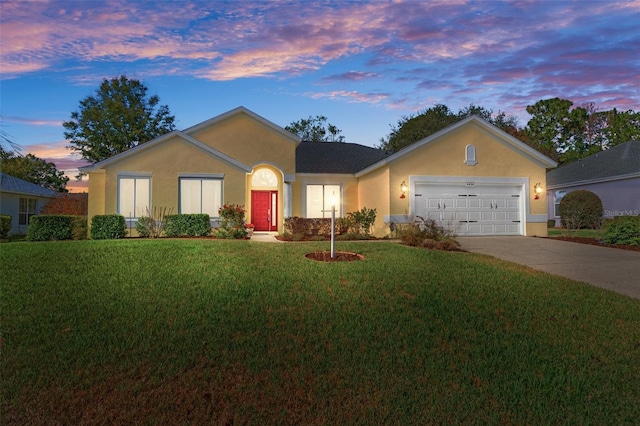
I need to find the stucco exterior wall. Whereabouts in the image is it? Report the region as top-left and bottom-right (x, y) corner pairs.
(357, 167), (390, 237)
(94, 137), (247, 219)
(189, 114), (297, 175)
(360, 122), (550, 237)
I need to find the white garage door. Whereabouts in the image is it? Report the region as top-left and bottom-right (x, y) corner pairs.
(415, 183), (523, 236)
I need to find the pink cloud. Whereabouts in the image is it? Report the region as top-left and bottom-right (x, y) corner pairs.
(308, 90), (389, 104)
(4, 116), (63, 127)
(322, 71), (379, 82)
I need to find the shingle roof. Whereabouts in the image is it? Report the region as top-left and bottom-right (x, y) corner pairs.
(547, 140), (640, 186)
(0, 173), (59, 198)
(296, 141), (391, 174)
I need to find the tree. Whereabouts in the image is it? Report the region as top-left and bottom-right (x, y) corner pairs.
(0, 151), (69, 192)
(598, 108), (640, 147)
(378, 104), (457, 152)
(524, 98), (590, 164)
(524, 98), (640, 164)
(378, 104), (520, 152)
(64, 75), (176, 163)
(285, 115), (345, 142)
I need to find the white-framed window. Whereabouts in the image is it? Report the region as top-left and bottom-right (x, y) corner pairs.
(465, 144), (477, 165)
(306, 184), (341, 218)
(19, 198), (37, 225)
(179, 177), (222, 216)
(554, 190), (567, 217)
(118, 176), (150, 218)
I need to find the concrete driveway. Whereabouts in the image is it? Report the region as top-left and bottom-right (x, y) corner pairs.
(457, 236), (640, 300)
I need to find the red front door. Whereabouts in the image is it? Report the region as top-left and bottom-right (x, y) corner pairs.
(251, 191), (278, 231)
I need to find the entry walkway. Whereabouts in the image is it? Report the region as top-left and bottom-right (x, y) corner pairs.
(250, 232), (281, 242)
(458, 236), (640, 300)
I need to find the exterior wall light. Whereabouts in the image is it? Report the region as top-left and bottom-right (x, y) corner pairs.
(400, 181), (408, 198)
(534, 183), (543, 200)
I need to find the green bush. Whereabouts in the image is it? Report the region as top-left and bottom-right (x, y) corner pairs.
(71, 216), (88, 240)
(0, 215), (11, 238)
(603, 216), (640, 246)
(135, 207), (173, 238)
(26, 215), (86, 241)
(165, 214), (211, 237)
(344, 207), (377, 236)
(559, 190), (603, 229)
(135, 216), (155, 238)
(90, 214), (126, 240)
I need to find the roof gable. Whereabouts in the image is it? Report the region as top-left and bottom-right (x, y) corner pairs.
(356, 115), (557, 176)
(184, 106), (301, 146)
(0, 173), (59, 198)
(80, 106), (298, 173)
(80, 130), (251, 173)
(547, 140), (640, 187)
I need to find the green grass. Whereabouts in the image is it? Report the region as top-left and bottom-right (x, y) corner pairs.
(2, 239), (639, 424)
(548, 227), (605, 238)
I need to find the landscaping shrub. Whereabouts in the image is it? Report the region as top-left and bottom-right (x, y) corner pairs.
(559, 190), (603, 230)
(603, 215), (640, 246)
(90, 214), (126, 239)
(26, 215), (86, 241)
(284, 217), (333, 236)
(284, 208), (376, 238)
(164, 214), (211, 237)
(215, 204), (246, 239)
(135, 207), (173, 238)
(398, 216), (459, 250)
(71, 216), (88, 240)
(0, 215), (11, 238)
(135, 217), (155, 238)
(340, 207), (377, 236)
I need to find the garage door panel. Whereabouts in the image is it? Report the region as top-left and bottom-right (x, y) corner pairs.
(455, 199), (468, 208)
(415, 182), (523, 236)
(455, 211), (468, 221)
(481, 211), (494, 220)
(441, 211), (455, 221)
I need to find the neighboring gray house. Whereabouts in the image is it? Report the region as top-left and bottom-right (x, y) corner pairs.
(547, 141), (640, 226)
(0, 173), (58, 235)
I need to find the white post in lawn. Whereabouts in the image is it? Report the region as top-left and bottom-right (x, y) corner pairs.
(330, 193), (336, 258)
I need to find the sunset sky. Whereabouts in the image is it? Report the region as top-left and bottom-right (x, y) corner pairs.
(1, 0), (639, 192)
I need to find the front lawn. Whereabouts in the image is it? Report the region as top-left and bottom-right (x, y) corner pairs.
(2, 240), (639, 424)
(547, 228), (605, 238)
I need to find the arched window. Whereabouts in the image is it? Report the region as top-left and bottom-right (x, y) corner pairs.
(465, 144), (477, 166)
(252, 168), (278, 188)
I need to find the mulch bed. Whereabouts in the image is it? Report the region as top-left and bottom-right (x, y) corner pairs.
(304, 251), (364, 262)
(548, 236), (640, 252)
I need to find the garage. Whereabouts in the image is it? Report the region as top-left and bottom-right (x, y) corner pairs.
(414, 181), (524, 236)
